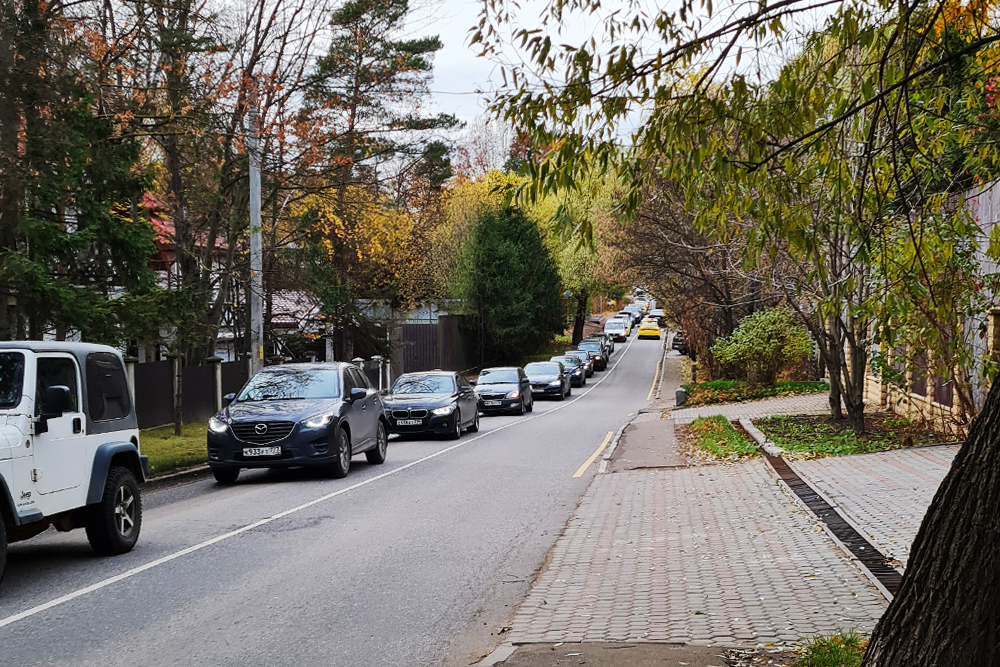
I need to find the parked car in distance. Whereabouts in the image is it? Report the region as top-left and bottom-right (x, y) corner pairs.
(585, 332), (614, 356)
(525, 361), (571, 400)
(473, 367), (533, 415)
(672, 331), (689, 355)
(0, 342), (149, 585)
(383, 371), (479, 439)
(604, 318), (629, 342)
(637, 317), (662, 340)
(551, 355), (587, 387)
(208, 362), (388, 483)
(564, 350), (595, 377)
(577, 341), (608, 371)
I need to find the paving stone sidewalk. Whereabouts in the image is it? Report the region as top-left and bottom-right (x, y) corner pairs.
(509, 461), (887, 646)
(790, 445), (959, 569)
(669, 394), (830, 424)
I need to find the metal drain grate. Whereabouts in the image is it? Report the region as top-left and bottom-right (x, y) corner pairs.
(766, 455), (903, 596)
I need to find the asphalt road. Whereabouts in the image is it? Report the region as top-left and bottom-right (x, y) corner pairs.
(0, 332), (664, 667)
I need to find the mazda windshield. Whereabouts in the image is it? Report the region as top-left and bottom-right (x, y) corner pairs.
(237, 367), (341, 401)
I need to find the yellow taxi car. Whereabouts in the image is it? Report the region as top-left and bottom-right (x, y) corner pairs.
(637, 317), (661, 339)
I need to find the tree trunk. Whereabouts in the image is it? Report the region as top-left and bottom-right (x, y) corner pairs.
(861, 378), (1000, 666)
(572, 289), (589, 345)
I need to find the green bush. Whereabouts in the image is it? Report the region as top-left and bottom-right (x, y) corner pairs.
(795, 632), (867, 667)
(711, 308), (813, 386)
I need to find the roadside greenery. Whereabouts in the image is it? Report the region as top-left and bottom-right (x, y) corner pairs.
(795, 633), (867, 667)
(140, 423), (209, 476)
(520, 335), (575, 366)
(711, 309), (815, 386)
(683, 381), (829, 407)
(755, 414), (951, 458)
(687, 416), (758, 460)
(452, 206), (563, 363)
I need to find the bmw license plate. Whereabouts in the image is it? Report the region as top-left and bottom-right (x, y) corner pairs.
(243, 446), (281, 457)
(397, 418), (422, 426)
(484, 400), (501, 406)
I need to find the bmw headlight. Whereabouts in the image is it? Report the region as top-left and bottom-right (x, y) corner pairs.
(431, 405), (455, 416)
(208, 416), (229, 433)
(505, 390), (520, 399)
(302, 413), (334, 428)
(548, 380), (561, 387)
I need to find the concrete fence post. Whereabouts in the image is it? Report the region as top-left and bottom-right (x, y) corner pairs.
(170, 355), (182, 436)
(207, 356), (223, 413)
(123, 356), (137, 403)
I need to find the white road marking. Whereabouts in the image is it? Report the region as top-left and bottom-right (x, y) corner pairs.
(0, 334), (641, 629)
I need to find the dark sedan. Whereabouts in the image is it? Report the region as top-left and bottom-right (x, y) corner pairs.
(586, 332), (614, 356)
(550, 355), (587, 387)
(524, 361), (571, 400)
(564, 350), (594, 377)
(382, 371), (479, 439)
(473, 367), (534, 415)
(577, 341), (608, 371)
(207, 362), (388, 484)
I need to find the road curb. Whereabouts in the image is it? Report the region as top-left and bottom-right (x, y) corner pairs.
(144, 463), (212, 493)
(477, 642), (516, 666)
(597, 421), (630, 474)
(738, 417), (785, 456)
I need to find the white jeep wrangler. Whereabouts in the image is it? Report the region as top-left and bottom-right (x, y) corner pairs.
(0, 342), (148, 587)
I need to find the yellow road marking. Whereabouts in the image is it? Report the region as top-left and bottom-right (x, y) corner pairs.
(574, 431), (614, 478)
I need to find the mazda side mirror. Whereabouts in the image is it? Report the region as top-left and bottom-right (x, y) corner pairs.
(223, 392), (236, 405)
(349, 388), (367, 402)
(469, 380), (477, 387)
(379, 388), (388, 396)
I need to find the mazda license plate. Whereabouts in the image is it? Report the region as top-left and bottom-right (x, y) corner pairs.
(243, 447), (281, 457)
(397, 418), (422, 426)
(484, 400), (501, 406)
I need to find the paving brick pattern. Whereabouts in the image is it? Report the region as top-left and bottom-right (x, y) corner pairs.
(510, 461), (887, 646)
(670, 395), (829, 424)
(791, 445), (959, 568)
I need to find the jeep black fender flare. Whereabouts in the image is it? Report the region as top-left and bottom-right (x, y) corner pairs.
(0, 473), (19, 527)
(87, 442), (147, 505)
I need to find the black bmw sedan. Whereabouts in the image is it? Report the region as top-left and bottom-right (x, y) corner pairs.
(206, 362), (388, 484)
(524, 361), (571, 400)
(550, 355), (587, 387)
(473, 366), (534, 415)
(383, 371), (479, 439)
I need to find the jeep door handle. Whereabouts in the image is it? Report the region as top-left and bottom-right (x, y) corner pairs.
(72, 417), (82, 433)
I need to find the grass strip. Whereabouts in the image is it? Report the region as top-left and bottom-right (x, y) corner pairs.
(755, 413), (950, 457)
(795, 632), (867, 667)
(139, 422), (208, 476)
(683, 380), (828, 406)
(688, 415), (759, 459)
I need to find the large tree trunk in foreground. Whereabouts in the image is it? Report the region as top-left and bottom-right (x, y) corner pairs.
(861, 380), (1000, 666)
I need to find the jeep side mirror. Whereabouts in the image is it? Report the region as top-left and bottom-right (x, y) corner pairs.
(35, 385), (71, 435)
(349, 388), (366, 402)
(42, 385), (71, 417)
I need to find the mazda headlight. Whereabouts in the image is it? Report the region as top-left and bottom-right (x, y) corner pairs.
(302, 413), (334, 428)
(505, 390), (520, 399)
(208, 416), (229, 433)
(431, 405), (455, 416)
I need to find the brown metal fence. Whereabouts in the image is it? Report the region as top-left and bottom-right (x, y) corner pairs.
(221, 360), (249, 397)
(182, 364), (216, 424)
(134, 360), (172, 429)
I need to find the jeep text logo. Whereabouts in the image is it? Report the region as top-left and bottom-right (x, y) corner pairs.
(255, 423), (268, 435)
(20, 490), (31, 500)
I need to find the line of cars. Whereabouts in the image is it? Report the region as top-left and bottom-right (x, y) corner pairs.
(203, 299), (660, 485)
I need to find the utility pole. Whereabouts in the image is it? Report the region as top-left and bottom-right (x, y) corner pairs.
(248, 97), (264, 376)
